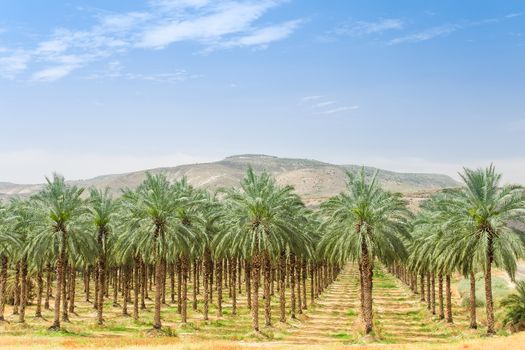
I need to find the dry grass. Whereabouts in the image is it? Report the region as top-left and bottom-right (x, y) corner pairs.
(0, 264), (519, 349)
(0, 333), (525, 350)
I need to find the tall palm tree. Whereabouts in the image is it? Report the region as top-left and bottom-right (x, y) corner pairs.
(319, 169), (411, 334)
(32, 174), (86, 330)
(86, 188), (118, 325)
(118, 173), (192, 331)
(0, 203), (20, 322)
(440, 165), (525, 334)
(215, 168), (310, 331)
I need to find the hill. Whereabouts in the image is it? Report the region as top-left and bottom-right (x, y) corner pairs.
(0, 154), (459, 206)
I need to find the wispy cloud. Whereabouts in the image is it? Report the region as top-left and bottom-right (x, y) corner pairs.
(388, 24), (459, 45)
(32, 64), (81, 82)
(316, 105), (359, 115)
(300, 95), (358, 116)
(301, 95), (324, 102)
(207, 19), (303, 51)
(0, 0), (302, 81)
(312, 101), (335, 108)
(334, 18), (403, 37)
(86, 60), (200, 83)
(389, 12), (524, 45)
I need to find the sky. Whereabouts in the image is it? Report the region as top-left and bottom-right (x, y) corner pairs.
(0, 0), (524, 184)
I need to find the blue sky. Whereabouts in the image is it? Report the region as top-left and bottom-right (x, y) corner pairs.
(0, 0), (524, 183)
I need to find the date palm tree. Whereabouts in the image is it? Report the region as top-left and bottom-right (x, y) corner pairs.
(118, 173), (193, 331)
(215, 168), (310, 331)
(31, 174), (86, 330)
(439, 165), (525, 335)
(86, 188), (119, 325)
(0, 203), (20, 322)
(319, 169), (411, 334)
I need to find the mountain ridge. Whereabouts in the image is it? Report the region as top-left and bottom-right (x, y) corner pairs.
(0, 154), (460, 207)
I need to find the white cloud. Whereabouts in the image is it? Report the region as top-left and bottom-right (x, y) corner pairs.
(31, 64), (81, 82)
(137, 1), (286, 48)
(388, 13), (522, 46)
(312, 101), (335, 108)
(317, 105), (359, 115)
(0, 0), (300, 81)
(0, 51), (31, 79)
(389, 24), (459, 45)
(335, 18), (403, 37)
(210, 19), (302, 51)
(85, 60), (199, 83)
(0, 150), (215, 183)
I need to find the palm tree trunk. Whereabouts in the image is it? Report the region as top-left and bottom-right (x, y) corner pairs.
(438, 273), (444, 320)
(181, 256), (188, 323)
(279, 252), (286, 323)
(203, 249), (211, 320)
(170, 263), (175, 304)
(112, 268), (119, 307)
(19, 258), (28, 323)
(231, 257), (237, 316)
(420, 273), (425, 301)
(45, 263), (52, 310)
(141, 261), (146, 310)
(35, 269), (44, 318)
(177, 259), (182, 314)
(50, 229), (67, 330)
(485, 235), (495, 335)
(361, 238), (373, 334)
(296, 260), (302, 315)
(263, 254), (271, 326)
(310, 262), (315, 304)
(431, 273), (436, 315)
(94, 264), (99, 309)
(69, 266), (76, 314)
(302, 261), (307, 310)
(13, 261), (20, 315)
(426, 272), (431, 310)
(122, 266), (129, 316)
(290, 254), (296, 319)
(216, 259), (223, 317)
(0, 255), (7, 321)
(446, 275), (453, 323)
(162, 260), (167, 305)
(245, 262), (251, 309)
(238, 258), (242, 294)
(251, 253), (261, 332)
(62, 261), (69, 322)
(469, 270), (477, 329)
(192, 261), (198, 311)
(153, 259), (163, 329)
(97, 255), (105, 325)
(133, 256), (140, 320)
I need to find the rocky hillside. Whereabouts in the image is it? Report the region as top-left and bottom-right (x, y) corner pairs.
(0, 154), (459, 207)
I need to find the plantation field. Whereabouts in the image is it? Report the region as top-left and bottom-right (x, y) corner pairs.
(0, 264), (514, 349)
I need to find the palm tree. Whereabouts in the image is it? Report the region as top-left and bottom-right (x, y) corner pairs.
(215, 168), (310, 331)
(441, 165), (525, 334)
(32, 174), (86, 330)
(0, 203), (20, 322)
(501, 280), (525, 332)
(319, 169), (411, 334)
(118, 173), (192, 331)
(86, 188), (118, 325)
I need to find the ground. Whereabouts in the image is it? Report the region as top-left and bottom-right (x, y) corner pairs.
(0, 264), (521, 349)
